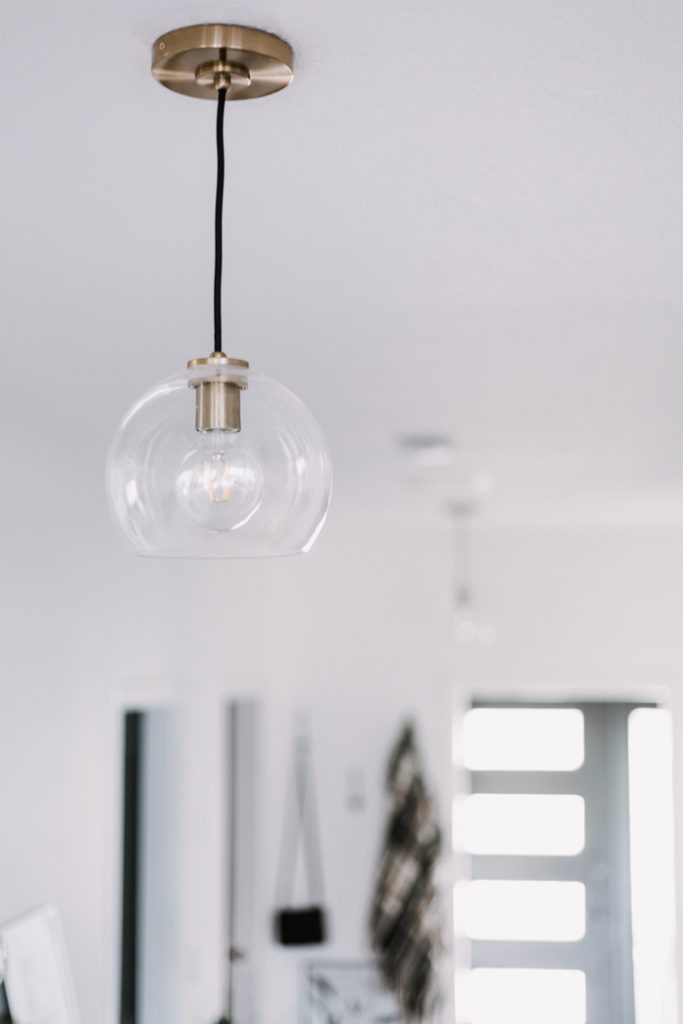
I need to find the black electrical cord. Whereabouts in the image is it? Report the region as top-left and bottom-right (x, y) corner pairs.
(214, 87), (227, 353)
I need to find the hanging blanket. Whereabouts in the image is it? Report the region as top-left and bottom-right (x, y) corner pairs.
(370, 723), (442, 1021)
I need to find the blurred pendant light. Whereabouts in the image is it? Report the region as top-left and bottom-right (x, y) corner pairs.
(107, 26), (332, 558)
(449, 500), (496, 646)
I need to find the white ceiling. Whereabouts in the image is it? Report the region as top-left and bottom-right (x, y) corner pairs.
(3, 0), (683, 526)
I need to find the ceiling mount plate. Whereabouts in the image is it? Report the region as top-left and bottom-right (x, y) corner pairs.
(152, 24), (294, 101)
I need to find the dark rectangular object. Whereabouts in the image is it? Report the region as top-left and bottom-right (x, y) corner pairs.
(0, 980), (12, 1023)
(121, 711), (143, 1024)
(275, 906), (327, 946)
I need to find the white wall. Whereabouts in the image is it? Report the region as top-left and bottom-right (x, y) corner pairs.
(2, 456), (683, 1024)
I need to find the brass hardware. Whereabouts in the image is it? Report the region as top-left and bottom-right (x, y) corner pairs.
(188, 353), (249, 369)
(188, 352), (248, 431)
(213, 72), (231, 92)
(194, 61), (251, 94)
(193, 380), (242, 432)
(152, 25), (294, 101)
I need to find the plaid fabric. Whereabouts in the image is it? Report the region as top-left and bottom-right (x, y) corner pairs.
(370, 724), (442, 1021)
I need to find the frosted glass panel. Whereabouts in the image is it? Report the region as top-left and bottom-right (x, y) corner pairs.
(458, 880), (586, 941)
(463, 969), (586, 1024)
(463, 794), (585, 855)
(463, 708), (584, 771)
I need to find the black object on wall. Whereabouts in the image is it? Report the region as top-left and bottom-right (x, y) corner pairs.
(120, 711), (143, 1024)
(275, 906), (326, 946)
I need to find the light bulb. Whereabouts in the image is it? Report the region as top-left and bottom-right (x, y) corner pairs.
(176, 430), (264, 531)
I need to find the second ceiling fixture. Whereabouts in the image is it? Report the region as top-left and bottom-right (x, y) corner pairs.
(107, 25), (332, 558)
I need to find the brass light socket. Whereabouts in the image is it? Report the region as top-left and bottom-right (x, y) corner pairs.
(188, 353), (249, 432)
(194, 379), (242, 432)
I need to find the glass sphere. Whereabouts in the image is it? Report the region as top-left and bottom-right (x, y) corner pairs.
(107, 361), (332, 557)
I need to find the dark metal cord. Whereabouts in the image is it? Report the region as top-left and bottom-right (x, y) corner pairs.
(214, 87), (227, 353)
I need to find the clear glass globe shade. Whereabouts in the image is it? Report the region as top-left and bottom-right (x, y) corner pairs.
(176, 431), (264, 532)
(106, 361), (332, 558)
(453, 593), (497, 647)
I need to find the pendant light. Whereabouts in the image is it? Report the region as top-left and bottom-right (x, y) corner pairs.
(449, 500), (496, 646)
(107, 26), (332, 558)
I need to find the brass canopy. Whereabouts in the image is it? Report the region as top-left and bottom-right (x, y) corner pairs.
(152, 24), (294, 101)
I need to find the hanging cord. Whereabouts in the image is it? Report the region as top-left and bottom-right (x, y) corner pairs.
(451, 503), (474, 608)
(275, 737), (326, 907)
(214, 86), (227, 353)
(295, 738), (326, 904)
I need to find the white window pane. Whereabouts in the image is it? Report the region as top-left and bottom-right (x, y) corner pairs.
(628, 708), (678, 1024)
(462, 794), (585, 855)
(463, 969), (586, 1024)
(463, 708), (584, 771)
(456, 880), (585, 942)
